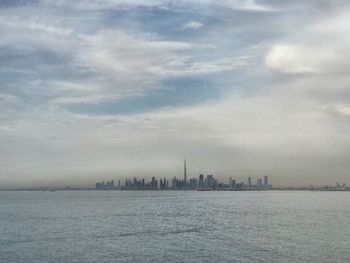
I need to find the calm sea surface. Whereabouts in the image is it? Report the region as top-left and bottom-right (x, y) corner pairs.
(0, 190), (349, 263)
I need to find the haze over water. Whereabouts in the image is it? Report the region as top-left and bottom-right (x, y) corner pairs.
(1, 190), (349, 263)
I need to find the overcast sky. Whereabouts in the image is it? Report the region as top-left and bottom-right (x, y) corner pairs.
(1, 0), (350, 187)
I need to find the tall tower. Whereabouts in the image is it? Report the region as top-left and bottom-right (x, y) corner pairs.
(184, 158), (187, 190)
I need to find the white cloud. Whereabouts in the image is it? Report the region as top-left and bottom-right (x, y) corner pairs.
(0, 16), (73, 37)
(218, 0), (276, 12)
(49, 29), (251, 105)
(39, 0), (277, 12)
(0, 13), (250, 106)
(0, 94), (19, 104)
(266, 9), (350, 75)
(183, 21), (204, 29)
(265, 44), (335, 74)
(333, 104), (350, 117)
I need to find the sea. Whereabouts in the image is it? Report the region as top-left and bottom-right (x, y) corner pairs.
(0, 190), (349, 263)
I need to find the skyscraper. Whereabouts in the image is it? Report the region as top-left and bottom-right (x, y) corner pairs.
(184, 158), (187, 190)
(257, 178), (262, 186)
(264, 176), (268, 186)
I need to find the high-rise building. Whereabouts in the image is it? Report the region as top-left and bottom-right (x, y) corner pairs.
(151, 177), (156, 190)
(184, 158), (187, 190)
(199, 174), (204, 182)
(198, 174), (204, 190)
(248, 177), (252, 187)
(257, 178), (262, 186)
(264, 176), (268, 186)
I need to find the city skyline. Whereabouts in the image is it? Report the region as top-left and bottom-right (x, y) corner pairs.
(95, 174), (272, 191)
(0, 158), (347, 190)
(1, 1), (350, 187)
(96, 159), (272, 190)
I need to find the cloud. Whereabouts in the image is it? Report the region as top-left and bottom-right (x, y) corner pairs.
(0, 94), (19, 104)
(2, 85), (350, 187)
(39, 0), (277, 12)
(333, 104), (350, 117)
(218, 0), (277, 12)
(0, 17), (73, 37)
(183, 21), (204, 29)
(1, 0), (350, 187)
(265, 44), (335, 74)
(0, 12), (251, 106)
(266, 9), (350, 75)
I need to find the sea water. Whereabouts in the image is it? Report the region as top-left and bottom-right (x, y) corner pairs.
(0, 190), (349, 263)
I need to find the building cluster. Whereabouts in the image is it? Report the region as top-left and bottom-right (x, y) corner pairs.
(95, 160), (272, 191)
(246, 176), (270, 190)
(95, 177), (170, 190)
(95, 174), (271, 191)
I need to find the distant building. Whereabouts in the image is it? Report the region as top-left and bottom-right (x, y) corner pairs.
(257, 178), (263, 186)
(184, 159), (187, 190)
(264, 176), (268, 186)
(93, 160), (274, 191)
(95, 180), (114, 190)
(151, 177), (156, 190)
(232, 179), (236, 188)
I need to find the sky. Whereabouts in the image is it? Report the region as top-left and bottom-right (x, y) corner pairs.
(1, 0), (350, 187)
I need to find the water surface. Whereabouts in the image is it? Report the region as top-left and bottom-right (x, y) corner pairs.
(0, 190), (349, 262)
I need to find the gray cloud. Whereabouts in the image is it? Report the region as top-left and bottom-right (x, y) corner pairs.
(1, 0), (350, 187)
